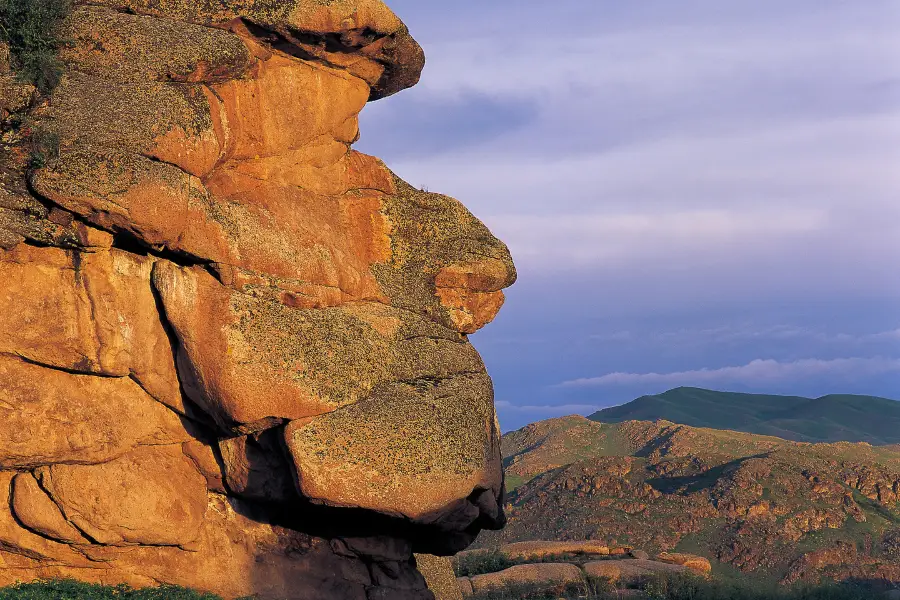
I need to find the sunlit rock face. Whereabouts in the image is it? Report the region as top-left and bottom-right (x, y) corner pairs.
(0, 2), (515, 598)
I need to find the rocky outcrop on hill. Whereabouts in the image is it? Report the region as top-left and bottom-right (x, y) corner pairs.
(482, 417), (900, 588)
(0, 2), (515, 599)
(452, 543), (710, 599)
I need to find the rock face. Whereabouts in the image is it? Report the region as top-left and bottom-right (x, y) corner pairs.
(0, 2), (515, 599)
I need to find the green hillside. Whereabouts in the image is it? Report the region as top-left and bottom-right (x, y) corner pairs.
(482, 416), (900, 588)
(589, 387), (900, 445)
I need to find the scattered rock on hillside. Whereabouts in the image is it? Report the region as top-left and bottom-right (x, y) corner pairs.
(656, 552), (713, 575)
(499, 540), (613, 560)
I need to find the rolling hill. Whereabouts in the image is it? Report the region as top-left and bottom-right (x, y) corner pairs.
(480, 416), (900, 587)
(589, 387), (900, 445)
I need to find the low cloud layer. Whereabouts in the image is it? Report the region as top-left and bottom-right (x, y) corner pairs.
(560, 357), (900, 388)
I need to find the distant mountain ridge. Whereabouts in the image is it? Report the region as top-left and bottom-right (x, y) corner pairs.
(589, 387), (900, 445)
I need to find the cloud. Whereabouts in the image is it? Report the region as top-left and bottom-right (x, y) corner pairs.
(559, 357), (900, 387)
(484, 207), (829, 268)
(496, 400), (602, 413)
(411, 6), (898, 107)
(592, 325), (900, 347)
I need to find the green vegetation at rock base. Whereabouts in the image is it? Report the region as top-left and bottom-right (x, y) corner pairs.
(0, 581), (227, 599)
(0, 0), (71, 93)
(468, 572), (891, 600)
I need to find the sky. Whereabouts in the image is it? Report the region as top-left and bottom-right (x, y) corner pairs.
(358, 0), (900, 432)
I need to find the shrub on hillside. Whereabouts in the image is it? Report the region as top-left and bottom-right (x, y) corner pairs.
(0, 0), (71, 93)
(454, 550), (517, 577)
(882, 528), (900, 560)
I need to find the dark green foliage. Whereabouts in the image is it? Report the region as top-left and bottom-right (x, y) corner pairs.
(590, 387), (900, 445)
(0, 580), (224, 600)
(454, 549), (517, 577)
(468, 572), (882, 600)
(27, 125), (59, 168)
(638, 573), (875, 600)
(453, 550), (602, 578)
(0, 0), (71, 93)
(882, 529), (900, 559)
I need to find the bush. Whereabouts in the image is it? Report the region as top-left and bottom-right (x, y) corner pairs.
(27, 125), (59, 168)
(882, 528), (900, 560)
(454, 550), (517, 577)
(0, 580), (225, 599)
(0, 0), (71, 93)
(468, 571), (878, 600)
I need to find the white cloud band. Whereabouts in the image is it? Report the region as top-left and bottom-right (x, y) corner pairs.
(560, 356), (900, 387)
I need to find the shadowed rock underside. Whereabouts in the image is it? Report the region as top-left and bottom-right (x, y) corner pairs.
(0, 2), (515, 599)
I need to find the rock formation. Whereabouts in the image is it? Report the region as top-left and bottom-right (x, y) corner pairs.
(0, 2), (515, 599)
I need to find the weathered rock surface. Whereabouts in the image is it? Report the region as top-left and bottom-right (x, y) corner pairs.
(656, 552), (712, 575)
(0, 354), (189, 468)
(468, 563), (585, 594)
(583, 559), (689, 583)
(416, 554), (464, 600)
(498, 540), (615, 560)
(0, 0), (514, 598)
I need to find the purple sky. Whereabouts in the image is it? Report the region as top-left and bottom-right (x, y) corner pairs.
(358, 0), (900, 431)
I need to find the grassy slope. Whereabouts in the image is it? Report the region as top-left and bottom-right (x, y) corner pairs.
(589, 387), (900, 445)
(482, 416), (900, 585)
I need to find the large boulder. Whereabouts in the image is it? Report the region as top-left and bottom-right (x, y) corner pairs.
(0, 0), (514, 597)
(498, 540), (612, 560)
(656, 552), (713, 575)
(469, 563), (585, 594)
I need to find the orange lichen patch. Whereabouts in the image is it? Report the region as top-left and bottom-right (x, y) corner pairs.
(436, 288), (506, 335)
(434, 260), (512, 292)
(284, 0), (404, 34)
(0, 246), (184, 413)
(213, 52), (369, 160)
(434, 259), (512, 333)
(147, 88), (227, 178)
(203, 171), (389, 303)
